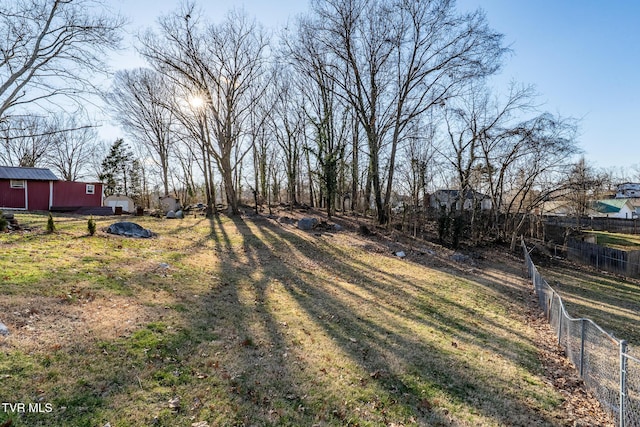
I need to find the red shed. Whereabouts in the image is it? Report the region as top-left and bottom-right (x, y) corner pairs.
(0, 166), (104, 212)
(52, 181), (104, 210)
(0, 166), (58, 211)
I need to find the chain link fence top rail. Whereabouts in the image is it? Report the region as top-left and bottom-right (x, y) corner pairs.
(522, 240), (640, 427)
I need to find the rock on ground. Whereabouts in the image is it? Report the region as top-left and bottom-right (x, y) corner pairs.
(106, 222), (153, 238)
(297, 217), (318, 230)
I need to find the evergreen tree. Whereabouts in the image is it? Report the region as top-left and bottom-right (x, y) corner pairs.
(128, 159), (143, 205)
(99, 139), (138, 197)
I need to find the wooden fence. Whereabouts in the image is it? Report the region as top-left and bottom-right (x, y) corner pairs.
(545, 216), (640, 235)
(566, 238), (640, 277)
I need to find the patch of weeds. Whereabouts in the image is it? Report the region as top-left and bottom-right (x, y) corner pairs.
(94, 273), (133, 295)
(122, 323), (198, 366)
(151, 365), (190, 387)
(129, 327), (165, 351)
(87, 216), (97, 236)
(40, 355), (53, 368)
(0, 350), (37, 377)
(240, 336), (255, 347)
(49, 393), (104, 426)
(97, 341), (119, 354)
(167, 303), (188, 313)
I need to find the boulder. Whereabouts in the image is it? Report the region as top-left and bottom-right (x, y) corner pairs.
(166, 210), (176, 219)
(0, 321), (9, 336)
(106, 222), (153, 238)
(175, 210), (184, 219)
(297, 217), (318, 231)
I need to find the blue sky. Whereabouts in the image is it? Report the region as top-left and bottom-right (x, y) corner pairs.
(456, 0), (640, 172)
(104, 0), (640, 172)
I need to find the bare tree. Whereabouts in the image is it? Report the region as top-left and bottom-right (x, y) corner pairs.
(47, 114), (98, 181)
(0, 0), (124, 120)
(305, 0), (506, 224)
(0, 115), (53, 166)
(266, 67), (305, 207)
(106, 68), (175, 196)
(440, 80), (580, 248)
(558, 157), (606, 227)
(286, 17), (351, 218)
(442, 83), (535, 218)
(139, 4), (269, 215)
(495, 113), (579, 250)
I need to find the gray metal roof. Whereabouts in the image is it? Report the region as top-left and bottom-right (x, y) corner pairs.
(0, 166), (59, 181)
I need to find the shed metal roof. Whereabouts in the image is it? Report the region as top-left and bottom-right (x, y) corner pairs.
(0, 166), (59, 181)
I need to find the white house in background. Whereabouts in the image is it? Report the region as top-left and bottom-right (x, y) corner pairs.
(588, 199), (637, 219)
(629, 199), (640, 218)
(615, 183), (640, 199)
(429, 189), (492, 212)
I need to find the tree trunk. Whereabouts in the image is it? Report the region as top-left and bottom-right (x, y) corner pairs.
(220, 154), (239, 215)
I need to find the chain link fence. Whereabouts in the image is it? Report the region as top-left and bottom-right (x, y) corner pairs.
(522, 241), (640, 426)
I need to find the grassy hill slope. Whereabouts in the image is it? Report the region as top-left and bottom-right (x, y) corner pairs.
(0, 213), (609, 426)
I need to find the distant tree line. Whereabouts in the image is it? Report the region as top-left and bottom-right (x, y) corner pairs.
(1, 0), (631, 248)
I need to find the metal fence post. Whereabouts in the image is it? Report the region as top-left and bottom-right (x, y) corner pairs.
(557, 296), (563, 346)
(579, 318), (586, 378)
(620, 340), (628, 427)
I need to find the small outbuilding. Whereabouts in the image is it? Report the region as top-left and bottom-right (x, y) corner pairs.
(159, 195), (180, 213)
(0, 166), (104, 212)
(104, 194), (135, 214)
(0, 166), (58, 211)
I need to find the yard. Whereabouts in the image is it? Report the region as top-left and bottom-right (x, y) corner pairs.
(584, 230), (640, 250)
(536, 252), (640, 347)
(0, 212), (610, 426)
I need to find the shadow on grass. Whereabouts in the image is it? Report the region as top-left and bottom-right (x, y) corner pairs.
(189, 214), (564, 425)
(0, 213), (564, 426)
(538, 265), (640, 345)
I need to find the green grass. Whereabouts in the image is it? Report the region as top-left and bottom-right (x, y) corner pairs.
(0, 212), (576, 425)
(538, 259), (640, 344)
(585, 230), (640, 249)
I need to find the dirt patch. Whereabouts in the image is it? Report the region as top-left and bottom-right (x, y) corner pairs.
(0, 296), (157, 352)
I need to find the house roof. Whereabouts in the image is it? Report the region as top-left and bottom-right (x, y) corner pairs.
(589, 199), (632, 214)
(0, 166), (59, 181)
(433, 189), (490, 200)
(541, 200), (573, 214)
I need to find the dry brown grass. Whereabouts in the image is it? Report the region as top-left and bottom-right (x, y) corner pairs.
(0, 211), (611, 426)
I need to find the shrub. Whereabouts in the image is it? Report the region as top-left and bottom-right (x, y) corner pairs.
(46, 213), (56, 233)
(0, 211), (7, 232)
(88, 216), (97, 236)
